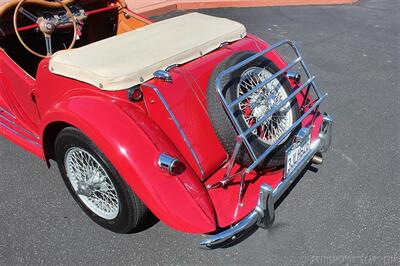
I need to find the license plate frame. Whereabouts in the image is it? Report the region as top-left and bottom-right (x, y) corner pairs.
(285, 129), (311, 177)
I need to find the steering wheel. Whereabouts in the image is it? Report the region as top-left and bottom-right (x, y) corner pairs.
(13, 0), (77, 58)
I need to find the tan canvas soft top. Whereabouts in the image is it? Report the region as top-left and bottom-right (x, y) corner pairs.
(49, 12), (247, 90)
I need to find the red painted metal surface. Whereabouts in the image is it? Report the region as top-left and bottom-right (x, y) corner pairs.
(17, 24), (37, 32)
(34, 62), (216, 233)
(0, 3), (324, 233)
(85, 4), (118, 16)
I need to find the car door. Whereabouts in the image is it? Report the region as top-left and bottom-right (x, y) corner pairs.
(0, 49), (40, 132)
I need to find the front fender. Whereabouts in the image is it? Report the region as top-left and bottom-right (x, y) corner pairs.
(40, 94), (216, 233)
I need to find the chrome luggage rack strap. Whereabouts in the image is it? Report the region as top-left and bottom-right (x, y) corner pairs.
(209, 40), (328, 201)
(142, 83), (205, 177)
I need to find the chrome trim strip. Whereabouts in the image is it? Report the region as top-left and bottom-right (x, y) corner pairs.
(0, 120), (40, 147)
(143, 83), (205, 177)
(200, 113), (333, 249)
(0, 111), (39, 139)
(0, 105), (17, 119)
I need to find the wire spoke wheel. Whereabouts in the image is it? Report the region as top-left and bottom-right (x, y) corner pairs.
(65, 147), (120, 220)
(237, 67), (294, 145)
(208, 51), (300, 169)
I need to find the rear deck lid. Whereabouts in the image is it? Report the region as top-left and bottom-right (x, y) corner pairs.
(49, 12), (246, 90)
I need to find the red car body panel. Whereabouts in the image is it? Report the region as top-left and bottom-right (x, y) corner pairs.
(35, 63), (216, 233)
(0, 6), (324, 233)
(142, 34), (302, 179)
(0, 52), (44, 158)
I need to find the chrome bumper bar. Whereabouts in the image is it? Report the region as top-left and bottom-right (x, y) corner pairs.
(200, 113), (333, 249)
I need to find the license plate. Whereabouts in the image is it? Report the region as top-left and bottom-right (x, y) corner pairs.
(285, 130), (311, 177)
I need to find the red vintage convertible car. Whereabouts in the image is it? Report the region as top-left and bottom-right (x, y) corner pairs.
(0, 0), (332, 248)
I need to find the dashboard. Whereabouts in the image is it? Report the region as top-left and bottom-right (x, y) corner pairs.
(0, 0), (119, 36)
(37, 4), (87, 29)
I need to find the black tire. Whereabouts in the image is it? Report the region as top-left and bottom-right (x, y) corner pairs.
(207, 51), (301, 170)
(55, 127), (150, 233)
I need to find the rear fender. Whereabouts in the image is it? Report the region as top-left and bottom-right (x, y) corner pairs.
(40, 94), (216, 233)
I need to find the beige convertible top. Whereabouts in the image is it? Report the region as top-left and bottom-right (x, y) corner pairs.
(49, 12), (246, 90)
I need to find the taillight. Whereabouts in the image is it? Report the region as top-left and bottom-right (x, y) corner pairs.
(158, 154), (185, 175)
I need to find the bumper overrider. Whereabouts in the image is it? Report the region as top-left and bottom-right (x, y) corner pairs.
(200, 113), (333, 249)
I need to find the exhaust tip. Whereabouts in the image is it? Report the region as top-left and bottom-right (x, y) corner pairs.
(311, 153), (324, 165)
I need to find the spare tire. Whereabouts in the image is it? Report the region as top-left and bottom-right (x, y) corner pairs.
(207, 51), (301, 170)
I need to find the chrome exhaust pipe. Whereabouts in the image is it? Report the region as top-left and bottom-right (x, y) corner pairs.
(311, 153), (323, 165)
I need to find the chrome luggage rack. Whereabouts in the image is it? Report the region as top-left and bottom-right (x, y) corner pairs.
(208, 40), (328, 202)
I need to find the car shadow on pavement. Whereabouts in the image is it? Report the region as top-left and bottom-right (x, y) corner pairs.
(275, 162), (318, 208)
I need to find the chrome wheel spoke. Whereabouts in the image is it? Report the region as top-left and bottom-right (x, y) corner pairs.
(44, 34), (52, 56)
(238, 67), (294, 145)
(65, 148), (120, 220)
(19, 7), (38, 23)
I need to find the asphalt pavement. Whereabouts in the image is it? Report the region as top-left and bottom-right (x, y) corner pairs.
(1, 0), (399, 265)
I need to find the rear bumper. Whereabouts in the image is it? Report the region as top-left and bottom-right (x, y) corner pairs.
(200, 113), (333, 249)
